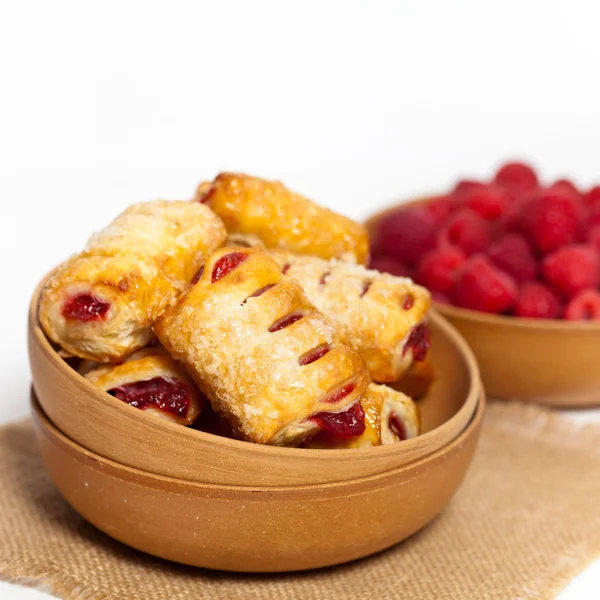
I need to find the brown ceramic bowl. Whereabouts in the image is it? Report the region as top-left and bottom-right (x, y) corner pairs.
(367, 199), (600, 407)
(32, 390), (484, 572)
(29, 272), (481, 487)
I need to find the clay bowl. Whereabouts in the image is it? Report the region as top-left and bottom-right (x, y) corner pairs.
(29, 272), (480, 487)
(32, 390), (484, 572)
(366, 198), (600, 407)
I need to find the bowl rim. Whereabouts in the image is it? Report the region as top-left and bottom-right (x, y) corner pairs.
(30, 268), (481, 460)
(31, 387), (485, 494)
(366, 196), (600, 331)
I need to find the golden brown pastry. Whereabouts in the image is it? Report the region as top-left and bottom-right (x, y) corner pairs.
(84, 346), (204, 426)
(154, 247), (371, 446)
(268, 251), (431, 383)
(195, 173), (370, 264)
(39, 201), (226, 362)
(307, 384), (420, 448)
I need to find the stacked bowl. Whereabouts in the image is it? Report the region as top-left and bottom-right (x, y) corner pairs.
(29, 273), (484, 572)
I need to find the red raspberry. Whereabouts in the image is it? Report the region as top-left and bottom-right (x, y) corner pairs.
(424, 196), (454, 225)
(369, 255), (411, 278)
(439, 208), (492, 255)
(514, 282), (562, 319)
(494, 161), (538, 193)
(564, 289), (600, 320)
(378, 206), (436, 266)
(454, 255), (517, 314)
(548, 179), (582, 202)
(462, 184), (509, 220)
(584, 186), (600, 209)
(520, 189), (583, 254)
(487, 234), (537, 283)
(587, 225), (600, 253)
(452, 180), (485, 201)
(542, 245), (600, 298)
(415, 247), (466, 294)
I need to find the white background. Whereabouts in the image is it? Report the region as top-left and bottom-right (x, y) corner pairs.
(1, 1), (599, 597)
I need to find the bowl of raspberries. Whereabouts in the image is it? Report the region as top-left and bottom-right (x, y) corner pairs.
(367, 161), (600, 407)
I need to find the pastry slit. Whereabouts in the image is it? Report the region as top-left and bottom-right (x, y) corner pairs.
(298, 344), (330, 366)
(268, 312), (305, 333)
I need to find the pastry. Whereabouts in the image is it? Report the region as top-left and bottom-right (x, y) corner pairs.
(84, 346), (204, 426)
(393, 359), (435, 399)
(307, 383), (420, 448)
(269, 251), (431, 382)
(195, 173), (370, 264)
(154, 246), (371, 445)
(39, 200), (226, 362)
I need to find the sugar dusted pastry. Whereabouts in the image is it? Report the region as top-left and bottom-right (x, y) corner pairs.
(195, 173), (370, 264)
(269, 251), (432, 383)
(154, 246), (371, 446)
(84, 346), (204, 426)
(307, 384), (420, 449)
(39, 201), (226, 362)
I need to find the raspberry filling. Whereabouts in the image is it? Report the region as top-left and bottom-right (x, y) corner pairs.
(212, 252), (248, 282)
(62, 294), (110, 322)
(281, 263), (291, 275)
(268, 312), (303, 332)
(402, 323), (431, 361)
(311, 402), (366, 439)
(108, 377), (191, 418)
(319, 271), (330, 285)
(402, 294), (415, 310)
(323, 382), (356, 404)
(298, 344), (330, 366)
(248, 284), (276, 299)
(389, 414), (407, 441)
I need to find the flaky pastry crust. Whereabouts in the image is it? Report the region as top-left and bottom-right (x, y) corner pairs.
(195, 173), (370, 264)
(269, 251), (431, 382)
(39, 201), (226, 362)
(154, 247), (370, 445)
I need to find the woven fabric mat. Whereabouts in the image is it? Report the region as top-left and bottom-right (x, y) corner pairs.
(0, 402), (599, 600)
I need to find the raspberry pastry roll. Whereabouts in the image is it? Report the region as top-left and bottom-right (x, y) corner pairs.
(39, 201), (226, 362)
(84, 346), (204, 426)
(154, 247), (370, 446)
(308, 384), (420, 449)
(269, 252), (432, 383)
(195, 173), (370, 264)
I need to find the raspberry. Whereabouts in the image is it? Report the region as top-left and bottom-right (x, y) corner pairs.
(584, 186), (600, 209)
(587, 225), (600, 254)
(520, 189), (583, 254)
(415, 247), (466, 294)
(549, 179), (582, 202)
(452, 180), (485, 201)
(453, 255), (517, 314)
(542, 245), (600, 298)
(424, 196), (454, 225)
(494, 162), (538, 193)
(439, 208), (492, 255)
(487, 234), (537, 282)
(564, 289), (600, 320)
(514, 282), (562, 319)
(378, 206), (436, 266)
(462, 184), (509, 220)
(369, 255), (411, 278)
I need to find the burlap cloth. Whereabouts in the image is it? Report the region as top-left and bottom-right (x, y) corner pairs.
(1, 402), (599, 600)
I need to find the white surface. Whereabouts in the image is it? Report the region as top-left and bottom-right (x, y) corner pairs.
(1, 0), (600, 597)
